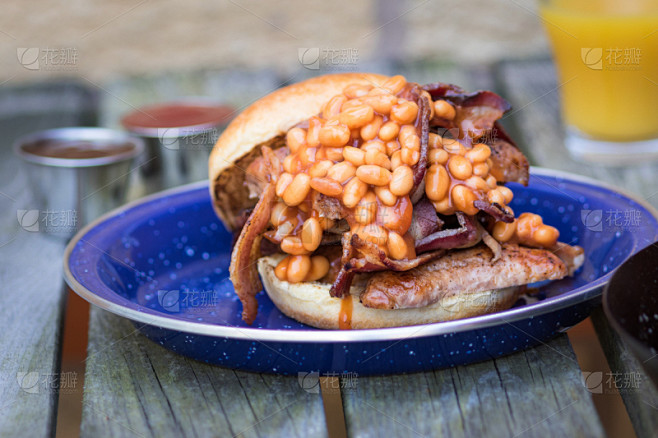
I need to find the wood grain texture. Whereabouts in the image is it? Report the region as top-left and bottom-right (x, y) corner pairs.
(0, 84), (96, 437)
(341, 335), (604, 438)
(81, 308), (327, 438)
(591, 308), (658, 438)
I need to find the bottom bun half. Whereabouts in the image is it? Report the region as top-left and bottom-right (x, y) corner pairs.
(258, 255), (519, 329)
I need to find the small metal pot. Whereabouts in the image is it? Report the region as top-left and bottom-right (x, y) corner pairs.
(14, 127), (144, 239)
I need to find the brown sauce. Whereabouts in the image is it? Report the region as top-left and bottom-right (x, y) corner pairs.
(22, 139), (135, 159)
(339, 295), (353, 330)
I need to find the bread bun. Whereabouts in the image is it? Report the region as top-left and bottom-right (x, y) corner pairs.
(208, 73), (389, 230)
(258, 255), (519, 329)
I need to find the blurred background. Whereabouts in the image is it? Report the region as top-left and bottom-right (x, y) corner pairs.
(2, 1), (651, 437)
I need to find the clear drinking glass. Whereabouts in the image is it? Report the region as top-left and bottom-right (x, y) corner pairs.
(540, 0), (658, 164)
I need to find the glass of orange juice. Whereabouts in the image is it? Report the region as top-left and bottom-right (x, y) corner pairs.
(540, 0), (658, 164)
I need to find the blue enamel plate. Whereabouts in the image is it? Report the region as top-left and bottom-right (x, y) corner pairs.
(64, 168), (658, 375)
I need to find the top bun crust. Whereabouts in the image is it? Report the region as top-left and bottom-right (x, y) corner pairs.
(208, 73), (390, 228)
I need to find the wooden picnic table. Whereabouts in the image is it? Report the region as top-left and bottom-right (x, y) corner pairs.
(1, 61), (657, 437)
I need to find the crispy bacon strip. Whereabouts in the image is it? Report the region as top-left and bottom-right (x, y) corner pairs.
(474, 199), (514, 223)
(330, 233), (446, 298)
(414, 212), (480, 253)
(229, 183), (275, 324)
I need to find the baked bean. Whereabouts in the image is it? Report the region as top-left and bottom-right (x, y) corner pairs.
(428, 148), (449, 165)
(361, 140), (386, 154)
(286, 127), (306, 153)
(273, 220), (295, 241)
(298, 201), (310, 213)
(327, 161), (356, 184)
(379, 121), (400, 141)
(486, 175), (498, 188)
(318, 120), (350, 147)
(280, 236), (309, 255)
(448, 155), (473, 180)
(442, 139), (465, 155)
(306, 117), (321, 147)
(342, 177), (369, 208)
(401, 147), (420, 166)
(305, 255), (330, 281)
(381, 75), (406, 94)
(451, 184), (478, 215)
(473, 162), (490, 177)
(324, 147), (344, 161)
(425, 164), (449, 201)
(298, 147), (317, 165)
(434, 100), (456, 120)
(283, 155), (298, 174)
(378, 196), (412, 235)
(465, 176), (489, 191)
(497, 185), (514, 204)
(363, 94), (397, 115)
(355, 191), (377, 224)
(492, 220), (516, 243)
(465, 144), (491, 163)
(533, 225), (559, 247)
(360, 115), (383, 141)
(487, 188), (505, 205)
(374, 185), (397, 206)
(301, 217), (322, 251)
(286, 254), (311, 283)
(308, 160), (333, 178)
(516, 213), (542, 241)
(282, 173), (311, 206)
(387, 231), (408, 260)
(390, 101), (419, 125)
(432, 197), (454, 215)
(386, 140), (401, 156)
(343, 146), (365, 166)
(310, 177), (343, 197)
(275, 172), (293, 197)
(390, 150), (403, 170)
(341, 98), (364, 112)
(428, 132), (443, 149)
(274, 256), (289, 281)
(390, 165), (413, 196)
(322, 95), (347, 120)
(270, 202), (290, 226)
(356, 165), (392, 186)
(365, 149), (391, 169)
(343, 84), (372, 99)
(354, 223), (388, 247)
(339, 104), (374, 129)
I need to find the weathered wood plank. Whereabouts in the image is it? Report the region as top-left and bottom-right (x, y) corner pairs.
(342, 335), (603, 438)
(81, 308), (327, 438)
(0, 82), (96, 436)
(591, 308), (658, 438)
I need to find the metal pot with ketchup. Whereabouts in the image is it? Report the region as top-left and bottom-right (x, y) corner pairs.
(121, 100), (235, 193)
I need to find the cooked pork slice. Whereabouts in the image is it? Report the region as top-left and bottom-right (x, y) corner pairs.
(361, 243), (577, 309)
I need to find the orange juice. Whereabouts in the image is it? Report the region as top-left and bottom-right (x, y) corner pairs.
(540, 0), (658, 142)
